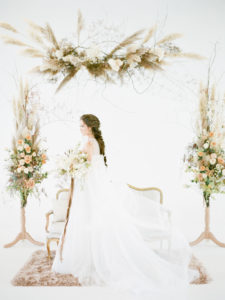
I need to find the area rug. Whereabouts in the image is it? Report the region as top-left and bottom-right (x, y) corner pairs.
(11, 250), (211, 286)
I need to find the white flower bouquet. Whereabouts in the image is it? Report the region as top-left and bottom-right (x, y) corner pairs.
(56, 143), (90, 181)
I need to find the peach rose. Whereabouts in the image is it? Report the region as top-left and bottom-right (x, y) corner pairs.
(200, 165), (206, 171)
(198, 152), (204, 157)
(218, 157), (224, 164)
(25, 135), (32, 140)
(209, 132), (214, 137)
(17, 139), (24, 145)
(24, 155), (32, 164)
(210, 142), (216, 147)
(41, 153), (47, 160)
(197, 174), (203, 181)
(25, 145), (31, 153)
(42, 160), (46, 164)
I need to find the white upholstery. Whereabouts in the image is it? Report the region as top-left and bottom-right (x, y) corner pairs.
(48, 221), (65, 234)
(52, 191), (69, 222)
(46, 189), (70, 243)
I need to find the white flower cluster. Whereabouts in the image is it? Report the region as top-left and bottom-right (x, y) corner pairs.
(56, 143), (90, 181)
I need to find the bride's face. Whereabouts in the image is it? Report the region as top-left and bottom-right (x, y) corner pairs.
(80, 119), (91, 136)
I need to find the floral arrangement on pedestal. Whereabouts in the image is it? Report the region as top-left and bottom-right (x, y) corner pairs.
(6, 80), (48, 208)
(0, 11), (202, 92)
(184, 83), (225, 207)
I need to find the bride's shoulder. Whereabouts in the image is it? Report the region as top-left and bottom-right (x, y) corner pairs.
(83, 136), (95, 148)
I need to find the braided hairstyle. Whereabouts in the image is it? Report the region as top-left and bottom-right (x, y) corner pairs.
(80, 114), (107, 166)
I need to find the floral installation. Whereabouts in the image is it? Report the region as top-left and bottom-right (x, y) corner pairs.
(184, 82), (225, 206)
(56, 142), (90, 184)
(0, 11), (202, 92)
(6, 79), (48, 207)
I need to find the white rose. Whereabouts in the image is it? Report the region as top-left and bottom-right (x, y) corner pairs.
(209, 158), (216, 165)
(211, 153), (217, 159)
(63, 55), (81, 66)
(222, 169), (225, 176)
(127, 44), (139, 54)
(55, 49), (64, 59)
(19, 159), (25, 166)
(203, 143), (209, 149)
(17, 145), (24, 151)
(17, 167), (22, 173)
(108, 58), (123, 72)
(24, 168), (29, 174)
(216, 164), (221, 169)
(32, 152), (36, 157)
(152, 47), (165, 61)
(202, 173), (207, 179)
(28, 166), (33, 172)
(86, 45), (101, 59)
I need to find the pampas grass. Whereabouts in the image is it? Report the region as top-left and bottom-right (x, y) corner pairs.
(156, 33), (183, 45)
(0, 11), (203, 92)
(0, 22), (18, 33)
(108, 29), (144, 57)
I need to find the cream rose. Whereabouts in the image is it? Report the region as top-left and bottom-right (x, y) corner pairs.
(209, 158), (216, 165)
(24, 168), (29, 174)
(19, 159), (25, 166)
(108, 58), (123, 72)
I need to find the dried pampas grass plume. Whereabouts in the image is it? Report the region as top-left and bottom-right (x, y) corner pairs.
(0, 13), (203, 92)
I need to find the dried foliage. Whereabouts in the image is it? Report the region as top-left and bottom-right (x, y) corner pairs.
(0, 11), (203, 92)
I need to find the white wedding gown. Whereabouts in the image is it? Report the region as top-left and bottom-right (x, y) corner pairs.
(52, 136), (199, 300)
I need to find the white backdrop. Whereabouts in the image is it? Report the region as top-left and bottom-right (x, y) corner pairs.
(0, 0), (225, 243)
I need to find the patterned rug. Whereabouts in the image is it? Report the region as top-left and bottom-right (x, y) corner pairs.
(11, 250), (211, 286)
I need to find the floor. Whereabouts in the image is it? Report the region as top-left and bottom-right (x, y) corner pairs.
(0, 237), (225, 300)
(0, 199), (225, 300)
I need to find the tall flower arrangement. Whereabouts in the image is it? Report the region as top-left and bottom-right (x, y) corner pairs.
(0, 11), (202, 92)
(184, 83), (225, 206)
(6, 80), (48, 207)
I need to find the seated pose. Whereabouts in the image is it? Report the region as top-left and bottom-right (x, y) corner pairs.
(52, 114), (198, 300)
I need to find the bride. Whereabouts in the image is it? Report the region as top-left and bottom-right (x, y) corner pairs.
(52, 114), (199, 300)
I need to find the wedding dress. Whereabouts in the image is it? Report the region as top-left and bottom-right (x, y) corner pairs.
(52, 136), (199, 300)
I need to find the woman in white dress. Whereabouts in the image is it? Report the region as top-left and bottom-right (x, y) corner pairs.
(52, 114), (199, 300)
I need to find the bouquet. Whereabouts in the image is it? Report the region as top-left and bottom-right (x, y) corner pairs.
(56, 142), (90, 182)
(6, 132), (48, 207)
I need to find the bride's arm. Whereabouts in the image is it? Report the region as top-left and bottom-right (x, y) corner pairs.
(81, 139), (94, 162)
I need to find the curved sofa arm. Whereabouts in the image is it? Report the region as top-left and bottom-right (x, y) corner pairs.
(45, 210), (54, 233)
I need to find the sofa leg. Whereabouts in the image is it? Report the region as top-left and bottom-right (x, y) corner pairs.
(46, 238), (60, 259)
(47, 239), (51, 259)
